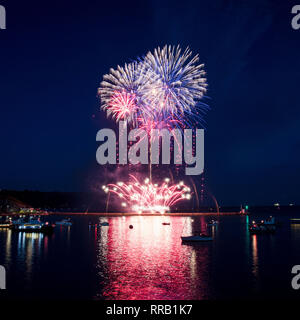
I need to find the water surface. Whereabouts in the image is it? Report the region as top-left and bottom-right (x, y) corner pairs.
(0, 213), (299, 300)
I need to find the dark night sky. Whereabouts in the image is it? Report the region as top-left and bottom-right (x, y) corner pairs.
(0, 0), (300, 205)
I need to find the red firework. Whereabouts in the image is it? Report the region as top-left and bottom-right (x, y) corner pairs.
(108, 91), (137, 123)
(102, 175), (192, 214)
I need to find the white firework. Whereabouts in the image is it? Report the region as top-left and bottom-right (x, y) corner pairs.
(98, 62), (149, 126)
(140, 45), (208, 126)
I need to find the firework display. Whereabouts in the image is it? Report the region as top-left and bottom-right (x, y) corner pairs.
(98, 45), (208, 129)
(102, 175), (191, 214)
(98, 45), (207, 212)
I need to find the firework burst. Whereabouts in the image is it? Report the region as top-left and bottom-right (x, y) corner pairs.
(140, 45), (208, 128)
(107, 90), (137, 123)
(98, 45), (208, 129)
(102, 175), (191, 214)
(98, 62), (149, 126)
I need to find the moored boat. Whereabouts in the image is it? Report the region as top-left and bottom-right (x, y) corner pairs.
(206, 219), (218, 227)
(11, 218), (54, 234)
(290, 219), (300, 224)
(249, 217), (276, 234)
(0, 216), (12, 228)
(56, 218), (72, 226)
(0, 223), (11, 228)
(263, 216), (276, 226)
(181, 233), (213, 242)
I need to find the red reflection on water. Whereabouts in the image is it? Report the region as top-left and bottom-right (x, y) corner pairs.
(251, 234), (259, 278)
(98, 216), (211, 300)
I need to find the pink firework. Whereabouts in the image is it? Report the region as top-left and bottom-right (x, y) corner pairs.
(102, 175), (191, 214)
(107, 90), (137, 123)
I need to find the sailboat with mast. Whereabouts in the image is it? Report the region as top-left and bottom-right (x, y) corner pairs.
(181, 217), (213, 242)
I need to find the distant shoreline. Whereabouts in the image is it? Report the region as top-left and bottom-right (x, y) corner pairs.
(52, 211), (242, 216)
(1, 211), (242, 216)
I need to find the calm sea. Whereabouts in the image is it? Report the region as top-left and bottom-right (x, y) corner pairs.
(1, 212), (300, 300)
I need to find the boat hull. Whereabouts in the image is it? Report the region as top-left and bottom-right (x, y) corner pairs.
(249, 226), (276, 234)
(0, 224), (11, 228)
(11, 224), (54, 234)
(181, 236), (213, 242)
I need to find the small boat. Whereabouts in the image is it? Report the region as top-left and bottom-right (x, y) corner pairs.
(0, 223), (11, 228)
(206, 219), (218, 227)
(249, 224), (276, 234)
(100, 222), (109, 226)
(162, 222), (170, 225)
(56, 218), (72, 226)
(11, 219), (54, 234)
(290, 219), (300, 224)
(263, 216), (276, 226)
(181, 233), (213, 242)
(0, 217), (12, 228)
(11, 216), (40, 227)
(11, 217), (26, 226)
(249, 218), (276, 234)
